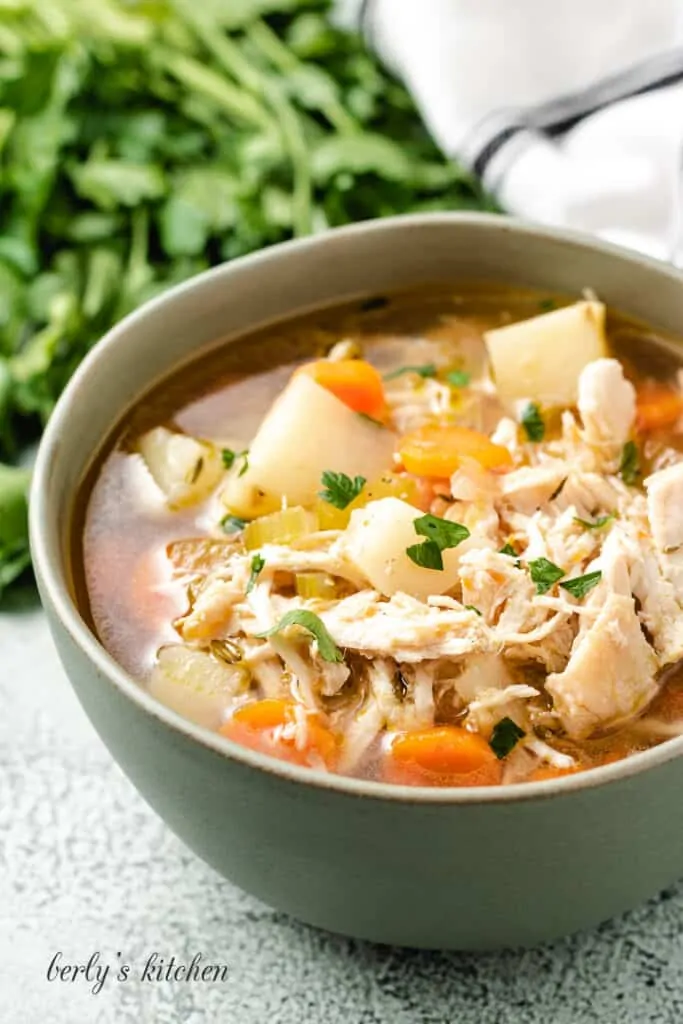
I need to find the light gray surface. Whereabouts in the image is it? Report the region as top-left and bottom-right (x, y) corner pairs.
(3, 597), (683, 1024)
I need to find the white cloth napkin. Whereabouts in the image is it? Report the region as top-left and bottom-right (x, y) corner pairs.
(335, 0), (683, 264)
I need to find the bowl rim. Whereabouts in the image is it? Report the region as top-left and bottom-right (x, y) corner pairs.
(30, 210), (683, 805)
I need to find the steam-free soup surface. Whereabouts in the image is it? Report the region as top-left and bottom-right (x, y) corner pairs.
(80, 285), (683, 786)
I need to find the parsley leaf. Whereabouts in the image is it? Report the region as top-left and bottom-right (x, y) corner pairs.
(499, 543), (517, 557)
(319, 470), (366, 509)
(528, 557), (565, 594)
(246, 554), (265, 594)
(465, 604), (482, 616)
(446, 369), (471, 388)
(574, 514), (615, 530)
(406, 539), (443, 570)
(383, 363), (437, 381)
(490, 717), (525, 759)
(560, 571), (602, 599)
(521, 402), (545, 442)
(221, 448), (237, 469)
(413, 514), (470, 550)
(238, 451), (249, 478)
(257, 609), (343, 663)
(221, 514), (248, 534)
(538, 298), (557, 312)
(619, 441), (640, 485)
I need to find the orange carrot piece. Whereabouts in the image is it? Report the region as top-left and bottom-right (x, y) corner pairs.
(221, 698), (338, 769)
(636, 385), (683, 432)
(399, 424), (513, 478)
(296, 359), (386, 417)
(385, 726), (502, 787)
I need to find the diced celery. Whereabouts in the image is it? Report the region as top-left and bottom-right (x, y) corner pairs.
(295, 572), (338, 600)
(243, 506), (318, 550)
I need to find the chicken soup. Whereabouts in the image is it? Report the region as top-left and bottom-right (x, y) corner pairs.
(76, 285), (683, 786)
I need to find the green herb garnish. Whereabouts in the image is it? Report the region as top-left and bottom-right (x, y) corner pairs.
(560, 571), (602, 599)
(490, 717), (525, 759)
(319, 470), (366, 510)
(619, 441), (640, 485)
(538, 298), (557, 312)
(221, 449), (237, 469)
(257, 610), (342, 663)
(574, 514), (615, 530)
(465, 605), (482, 616)
(499, 543), (517, 557)
(446, 370), (471, 388)
(413, 514), (470, 551)
(238, 452), (249, 478)
(528, 557), (565, 595)
(246, 554), (265, 595)
(521, 402), (545, 442)
(221, 514), (248, 534)
(406, 540), (444, 570)
(383, 364), (438, 381)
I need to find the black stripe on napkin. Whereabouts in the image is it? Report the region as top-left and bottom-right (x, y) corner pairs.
(467, 46), (683, 182)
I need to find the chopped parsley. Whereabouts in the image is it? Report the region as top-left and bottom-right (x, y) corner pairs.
(499, 542), (517, 557)
(246, 554), (265, 594)
(574, 513), (615, 530)
(383, 363), (437, 381)
(257, 610), (343, 663)
(521, 402), (545, 442)
(528, 557), (565, 594)
(538, 298), (557, 312)
(319, 470), (366, 509)
(413, 514), (470, 551)
(490, 717), (525, 759)
(222, 447), (249, 476)
(465, 605), (482, 616)
(619, 441), (640, 485)
(220, 514), (248, 534)
(406, 539), (444, 570)
(446, 369), (471, 388)
(560, 571), (602, 599)
(406, 514), (470, 570)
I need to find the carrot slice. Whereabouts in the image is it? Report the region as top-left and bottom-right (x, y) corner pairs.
(296, 359), (386, 417)
(384, 726), (502, 787)
(636, 385), (683, 432)
(399, 424), (513, 478)
(220, 698), (338, 769)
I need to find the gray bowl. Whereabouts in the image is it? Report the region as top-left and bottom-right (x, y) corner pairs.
(30, 214), (683, 950)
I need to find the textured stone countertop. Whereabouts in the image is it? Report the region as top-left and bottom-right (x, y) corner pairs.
(3, 592), (683, 1024)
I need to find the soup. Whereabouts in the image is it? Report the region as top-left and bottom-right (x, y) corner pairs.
(77, 284), (683, 787)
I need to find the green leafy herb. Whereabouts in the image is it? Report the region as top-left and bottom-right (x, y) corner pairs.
(499, 543), (517, 557)
(406, 540), (444, 570)
(560, 571), (602, 599)
(538, 298), (557, 312)
(521, 402), (545, 442)
(528, 557), (565, 595)
(221, 514), (248, 534)
(257, 609), (342, 663)
(413, 514), (470, 551)
(446, 369), (471, 388)
(222, 449), (237, 469)
(490, 717), (525, 759)
(246, 554), (265, 594)
(0, 0), (491, 594)
(619, 441), (640, 485)
(465, 605), (482, 616)
(319, 470), (366, 509)
(383, 363), (437, 381)
(574, 514), (616, 530)
(238, 452), (250, 478)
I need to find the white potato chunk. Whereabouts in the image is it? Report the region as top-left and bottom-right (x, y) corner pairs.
(342, 497), (463, 601)
(148, 645), (248, 730)
(484, 301), (607, 407)
(139, 427), (223, 508)
(222, 374), (396, 518)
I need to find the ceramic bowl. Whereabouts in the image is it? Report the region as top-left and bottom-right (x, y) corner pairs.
(30, 214), (683, 950)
